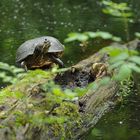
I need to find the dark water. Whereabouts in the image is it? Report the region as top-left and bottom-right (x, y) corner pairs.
(1, 0), (140, 65)
(87, 89), (140, 140)
(0, 0), (140, 139)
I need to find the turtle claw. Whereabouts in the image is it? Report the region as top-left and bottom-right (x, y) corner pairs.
(71, 67), (76, 73)
(21, 61), (28, 72)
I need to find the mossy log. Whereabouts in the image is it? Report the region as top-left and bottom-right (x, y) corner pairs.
(0, 39), (139, 140)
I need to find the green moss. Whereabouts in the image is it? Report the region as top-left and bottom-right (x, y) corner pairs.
(0, 69), (82, 139)
(53, 102), (79, 118)
(15, 69), (54, 89)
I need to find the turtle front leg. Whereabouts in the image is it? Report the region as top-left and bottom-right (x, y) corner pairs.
(21, 61), (28, 72)
(50, 55), (64, 68)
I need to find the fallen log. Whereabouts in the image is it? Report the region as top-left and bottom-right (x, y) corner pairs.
(0, 39), (139, 140)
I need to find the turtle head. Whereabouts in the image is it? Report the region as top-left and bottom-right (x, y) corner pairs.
(42, 39), (51, 54)
(34, 39), (51, 55)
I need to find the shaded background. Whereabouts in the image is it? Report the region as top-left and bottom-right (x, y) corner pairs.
(0, 0), (140, 65)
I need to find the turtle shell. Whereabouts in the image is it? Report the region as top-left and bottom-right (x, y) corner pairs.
(16, 36), (64, 63)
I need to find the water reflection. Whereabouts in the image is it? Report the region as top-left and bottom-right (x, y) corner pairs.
(87, 90), (140, 140)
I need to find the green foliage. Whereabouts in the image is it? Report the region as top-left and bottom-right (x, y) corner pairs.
(0, 62), (25, 84)
(101, 46), (140, 81)
(116, 65), (131, 81)
(0, 62), (69, 85)
(91, 128), (102, 138)
(118, 78), (134, 98)
(0, 90), (24, 104)
(41, 81), (79, 102)
(135, 32), (140, 38)
(102, 0), (133, 18)
(64, 31), (121, 52)
(102, 0), (133, 41)
(65, 32), (88, 42)
(65, 31), (121, 43)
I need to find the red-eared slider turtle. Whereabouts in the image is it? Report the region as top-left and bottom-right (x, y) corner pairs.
(16, 36), (64, 71)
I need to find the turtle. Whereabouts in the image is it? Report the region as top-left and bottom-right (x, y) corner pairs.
(16, 36), (64, 71)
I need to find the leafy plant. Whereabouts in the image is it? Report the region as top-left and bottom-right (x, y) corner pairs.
(135, 32), (140, 38)
(65, 31), (121, 51)
(0, 62), (25, 84)
(118, 78), (134, 99)
(101, 46), (140, 81)
(102, 0), (133, 41)
(65, 31), (121, 43)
